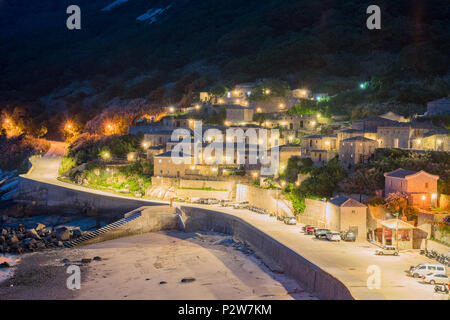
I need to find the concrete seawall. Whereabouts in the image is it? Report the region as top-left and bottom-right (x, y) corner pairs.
(18, 177), (163, 216)
(179, 206), (354, 300)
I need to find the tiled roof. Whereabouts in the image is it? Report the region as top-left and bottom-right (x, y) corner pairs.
(384, 168), (417, 178)
(329, 196), (366, 207)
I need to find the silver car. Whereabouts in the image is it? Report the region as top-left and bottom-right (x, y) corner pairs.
(375, 246), (399, 256)
(422, 273), (449, 285)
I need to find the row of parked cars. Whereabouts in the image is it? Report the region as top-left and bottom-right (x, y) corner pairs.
(407, 263), (449, 291)
(302, 225), (356, 242)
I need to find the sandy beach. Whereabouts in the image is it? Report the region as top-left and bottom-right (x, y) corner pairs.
(0, 231), (316, 300)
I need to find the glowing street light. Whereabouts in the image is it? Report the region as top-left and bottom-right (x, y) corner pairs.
(142, 142), (149, 149)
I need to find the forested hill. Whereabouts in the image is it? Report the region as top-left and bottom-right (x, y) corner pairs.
(0, 0), (449, 114)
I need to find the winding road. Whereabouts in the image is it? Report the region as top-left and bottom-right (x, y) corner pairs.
(21, 142), (449, 300)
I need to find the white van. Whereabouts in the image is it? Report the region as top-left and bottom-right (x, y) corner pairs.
(409, 264), (447, 278)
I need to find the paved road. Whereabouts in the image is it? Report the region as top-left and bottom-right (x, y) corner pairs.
(22, 142), (449, 300)
(26, 141), (67, 181)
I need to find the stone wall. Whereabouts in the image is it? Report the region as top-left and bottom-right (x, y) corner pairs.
(178, 206), (353, 300)
(18, 177), (159, 216)
(299, 199), (327, 228)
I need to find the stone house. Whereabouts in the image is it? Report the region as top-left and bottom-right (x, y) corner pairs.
(301, 197), (367, 241)
(225, 106), (254, 124)
(352, 116), (398, 131)
(411, 131), (450, 151)
(384, 169), (439, 209)
(328, 196), (367, 241)
(376, 125), (412, 149)
(143, 130), (173, 148)
(278, 145), (302, 171)
(339, 136), (377, 167)
(301, 134), (338, 164)
(336, 128), (377, 147)
(154, 151), (193, 178)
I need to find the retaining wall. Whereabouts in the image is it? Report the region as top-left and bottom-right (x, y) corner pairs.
(179, 206), (353, 300)
(18, 177), (161, 216)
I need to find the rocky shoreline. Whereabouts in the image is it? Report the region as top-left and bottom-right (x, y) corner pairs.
(0, 221), (84, 255)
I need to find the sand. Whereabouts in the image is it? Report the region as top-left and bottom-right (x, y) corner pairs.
(0, 231), (316, 300)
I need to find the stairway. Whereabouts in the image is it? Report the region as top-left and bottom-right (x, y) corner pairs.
(63, 211), (142, 248)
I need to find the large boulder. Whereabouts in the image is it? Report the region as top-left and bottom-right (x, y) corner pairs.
(35, 223), (46, 232)
(7, 234), (19, 245)
(55, 227), (70, 241)
(22, 238), (37, 247)
(27, 228), (42, 240)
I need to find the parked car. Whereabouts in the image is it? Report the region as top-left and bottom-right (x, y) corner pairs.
(277, 215), (285, 221)
(326, 232), (341, 242)
(409, 264), (447, 278)
(302, 225), (311, 233)
(220, 199), (234, 207)
(341, 231), (356, 242)
(233, 201), (249, 209)
(422, 273), (449, 285)
(305, 226), (316, 235)
(375, 246), (399, 256)
(284, 217), (297, 225)
(205, 198), (219, 205)
(314, 228), (330, 239)
(250, 206), (268, 214)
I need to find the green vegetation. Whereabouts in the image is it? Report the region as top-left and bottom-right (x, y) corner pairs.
(74, 162), (153, 196)
(285, 158), (346, 213)
(287, 99), (331, 118)
(61, 132), (145, 174)
(248, 80), (290, 102)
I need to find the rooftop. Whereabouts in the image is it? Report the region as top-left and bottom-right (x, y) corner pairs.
(341, 136), (376, 142)
(329, 196), (366, 208)
(384, 168), (418, 178)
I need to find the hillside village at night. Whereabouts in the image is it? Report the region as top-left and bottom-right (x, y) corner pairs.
(0, 0), (449, 304)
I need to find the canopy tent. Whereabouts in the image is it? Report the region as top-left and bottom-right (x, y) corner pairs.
(381, 219), (414, 230)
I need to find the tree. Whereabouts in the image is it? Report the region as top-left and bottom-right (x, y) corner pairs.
(384, 192), (418, 221)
